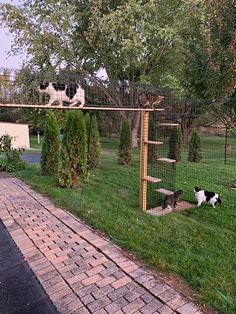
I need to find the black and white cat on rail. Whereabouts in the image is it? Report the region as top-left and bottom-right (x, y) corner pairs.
(38, 82), (85, 107)
(194, 186), (222, 208)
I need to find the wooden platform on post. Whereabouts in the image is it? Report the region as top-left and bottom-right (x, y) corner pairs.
(144, 140), (163, 145)
(147, 201), (196, 217)
(156, 188), (174, 195)
(157, 157), (176, 163)
(143, 176), (161, 183)
(158, 123), (179, 127)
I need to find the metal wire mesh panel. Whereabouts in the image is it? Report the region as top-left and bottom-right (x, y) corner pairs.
(147, 115), (177, 209)
(1, 67), (236, 230)
(145, 107), (236, 230)
(0, 68), (168, 109)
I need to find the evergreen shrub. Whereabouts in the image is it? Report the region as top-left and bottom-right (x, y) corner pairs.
(118, 118), (132, 165)
(188, 128), (202, 162)
(0, 134), (26, 172)
(41, 111), (60, 175)
(168, 126), (182, 162)
(58, 111), (87, 187)
(87, 114), (101, 170)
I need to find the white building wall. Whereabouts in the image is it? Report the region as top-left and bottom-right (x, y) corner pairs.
(0, 122), (30, 149)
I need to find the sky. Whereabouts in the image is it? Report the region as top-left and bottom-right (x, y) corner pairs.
(0, 0), (22, 69)
(0, 0), (107, 78)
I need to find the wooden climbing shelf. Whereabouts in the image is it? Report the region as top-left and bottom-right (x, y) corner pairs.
(158, 123), (179, 127)
(144, 140), (163, 145)
(156, 188), (174, 195)
(147, 207), (172, 216)
(157, 157), (176, 163)
(143, 176), (161, 183)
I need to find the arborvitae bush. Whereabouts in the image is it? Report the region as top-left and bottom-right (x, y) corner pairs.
(0, 134), (11, 150)
(76, 112), (88, 179)
(85, 112), (90, 138)
(41, 112), (60, 175)
(168, 126), (182, 162)
(188, 128), (202, 162)
(148, 115), (158, 165)
(58, 146), (72, 188)
(87, 115), (101, 170)
(0, 134), (26, 172)
(118, 118), (132, 165)
(58, 111), (87, 187)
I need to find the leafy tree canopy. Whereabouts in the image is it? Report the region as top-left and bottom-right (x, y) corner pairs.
(0, 0), (185, 87)
(180, 0), (236, 99)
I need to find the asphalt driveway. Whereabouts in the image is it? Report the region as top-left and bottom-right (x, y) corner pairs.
(0, 218), (58, 314)
(22, 151), (41, 164)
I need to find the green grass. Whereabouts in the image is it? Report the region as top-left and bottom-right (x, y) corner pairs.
(29, 135), (43, 149)
(16, 136), (236, 314)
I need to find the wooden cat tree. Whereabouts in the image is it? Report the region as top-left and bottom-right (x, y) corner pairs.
(139, 110), (179, 215)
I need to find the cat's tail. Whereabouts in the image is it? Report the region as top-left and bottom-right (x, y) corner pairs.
(217, 197), (222, 204)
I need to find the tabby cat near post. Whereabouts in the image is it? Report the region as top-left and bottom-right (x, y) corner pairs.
(162, 190), (183, 210)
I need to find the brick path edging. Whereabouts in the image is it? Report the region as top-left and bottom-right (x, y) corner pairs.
(0, 176), (205, 314)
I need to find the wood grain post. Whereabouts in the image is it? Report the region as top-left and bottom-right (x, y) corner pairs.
(140, 111), (149, 211)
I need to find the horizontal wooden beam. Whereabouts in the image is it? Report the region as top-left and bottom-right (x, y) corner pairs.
(0, 103), (164, 112)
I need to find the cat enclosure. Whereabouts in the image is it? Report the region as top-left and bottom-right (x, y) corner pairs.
(0, 69), (166, 214)
(140, 103), (236, 231)
(0, 68), (236, 231)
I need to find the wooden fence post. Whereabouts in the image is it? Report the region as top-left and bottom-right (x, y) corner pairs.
(140, 111), (149, 211)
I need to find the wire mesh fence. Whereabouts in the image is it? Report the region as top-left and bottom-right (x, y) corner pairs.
(1, 67), (236, 231)
(146, 110), (236, 231)
(0, 67), (169, 108)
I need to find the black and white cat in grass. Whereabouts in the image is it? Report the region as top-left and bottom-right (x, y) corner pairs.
(194, 186), (222, 208)
(162, 190), (183, 210)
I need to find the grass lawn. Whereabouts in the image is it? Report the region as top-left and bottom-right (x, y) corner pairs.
(29, 135), (43, 149)
(16, 136), (236, 314)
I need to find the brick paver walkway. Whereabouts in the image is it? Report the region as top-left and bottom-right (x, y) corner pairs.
(0, 176), (203, 314)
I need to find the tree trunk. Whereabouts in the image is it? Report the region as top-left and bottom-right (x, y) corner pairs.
(131, 112), (141, 148)
(180, 112), (193, 147)
(182, 123), (189, 147)
(128, 75), (140, 148)
(108, 121), (112, 139)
